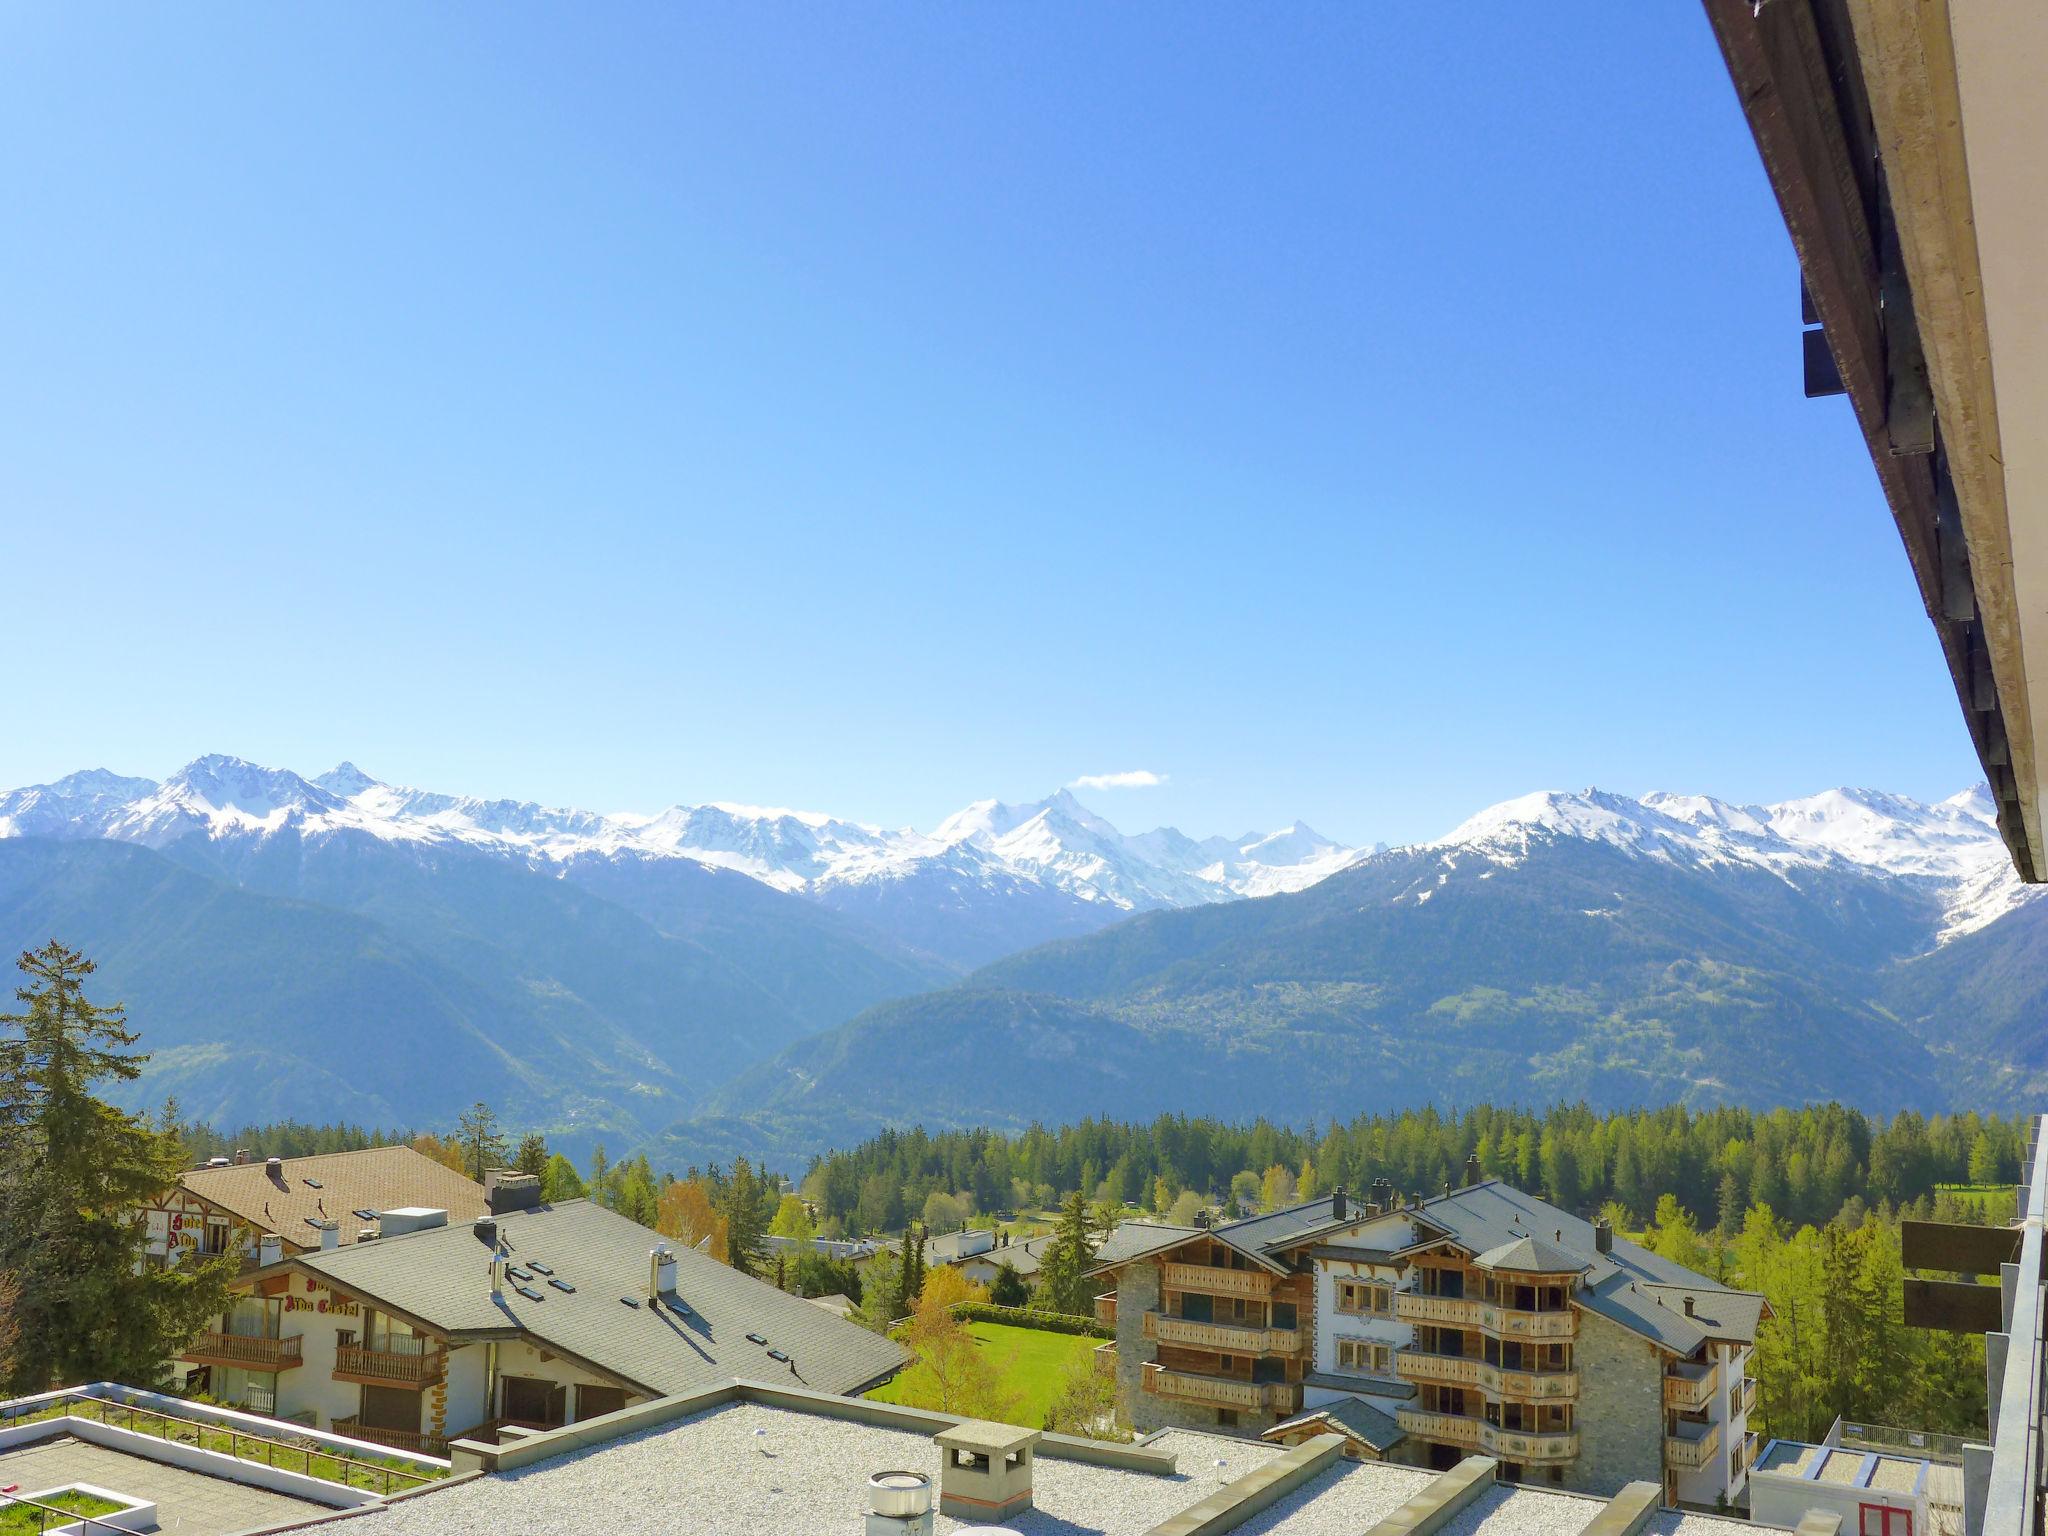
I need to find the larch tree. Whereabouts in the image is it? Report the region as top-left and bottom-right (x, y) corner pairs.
(0, 943), (234, 1391)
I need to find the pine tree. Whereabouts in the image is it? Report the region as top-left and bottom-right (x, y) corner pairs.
(1033, 1189), (1101, 1316)
(514, 1132), (549, 1178)
(0, 943), (234, 1390)
(456, 1101), (508, 1182)
(719, 1157), (767, 1276)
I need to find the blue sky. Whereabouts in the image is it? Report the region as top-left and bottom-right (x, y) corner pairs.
(0, 6), (1978, 847)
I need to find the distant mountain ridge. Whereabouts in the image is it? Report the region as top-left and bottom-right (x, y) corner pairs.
(0, 756), (1361, 966)
(665, 780), (2046, 1169)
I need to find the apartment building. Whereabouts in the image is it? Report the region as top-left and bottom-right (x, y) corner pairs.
(140, 1145), (489, 1269)
(177, 1195), (904, 1452)
(1091, 1175), (1765, 1507)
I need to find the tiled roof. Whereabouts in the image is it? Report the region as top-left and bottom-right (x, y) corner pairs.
(1265, 1395), (1407, 1452)
(1473, 1236), (1585, 1274)
(180, 1146), (488, 1250)
(1638, 1283), (1769, 1344)
(291, 1199), (906, 1399)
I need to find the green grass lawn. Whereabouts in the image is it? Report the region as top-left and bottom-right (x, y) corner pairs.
(1937, 1183), (2018, 1222)
(866, 1320), (1100, 1427)
(0, 1489), (125, 1535)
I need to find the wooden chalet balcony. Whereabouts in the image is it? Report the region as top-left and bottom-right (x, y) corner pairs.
(1739, 1376), (1758, 1417)
(334, 1415), (446, 1456)
(1140, 1362), (1297, 1414)
(180, 1331), (303, 1371)
(1095, 1292), (1118, 1328)
(1396, 1349), (1482, 1388)
(1666, 1419), (1722, 1469)
(1142, 1310), (1300, 1354)
(1395, 1293), (1576, 1340)
(1396, 1407), (1577, 1463)
(1160, 1261), (1275, 1299)
(334, 1338), (446, 1388)
(1395, 1349), (1578, 1401)
(1663, 1359), (1721, 1410)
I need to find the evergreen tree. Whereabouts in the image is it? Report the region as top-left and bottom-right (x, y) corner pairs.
(588, 1144), (612, 1207)
(455, 1101), (508, 1182)
(719, 1157), (768, 1276)
(0, 943), (234, 1390)
(514, 1132), (549, 1178)
(1033, 1190), (1101, 1316)
(989, 1260), (1029, 1308)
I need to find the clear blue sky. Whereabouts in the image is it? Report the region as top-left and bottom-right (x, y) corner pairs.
(0, 5), (1979, 847)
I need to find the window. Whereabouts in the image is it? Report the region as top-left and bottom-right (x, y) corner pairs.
(1859, 1507), (1912, 1536)
(576, 1384), (628, 1422)
(1337, 1338), (1390, 1374)
(1336, 1280), (1390, 1316)
(1216, 1408), (1239, 1428)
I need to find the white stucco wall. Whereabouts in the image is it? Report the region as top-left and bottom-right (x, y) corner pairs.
(271, 1273), (374, 1430)
(1672, 1340), (1754, 1509)
(1305, 1212), (1417, 1407)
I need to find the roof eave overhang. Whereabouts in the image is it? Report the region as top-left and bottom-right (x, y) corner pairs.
(1702, 0), (2042, 880)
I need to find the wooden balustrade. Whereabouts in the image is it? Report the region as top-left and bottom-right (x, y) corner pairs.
(1160, 1261), (1276, 1298)
(179, 1331), (303, 1371)
(1141, 1311), (1300, 1354)
(1663, 1360), (1721, 1410)
(1666, 1420), (1722, 1469)
(335, 1341), (446, 1388)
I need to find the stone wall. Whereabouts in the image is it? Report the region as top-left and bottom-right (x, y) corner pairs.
(1113, 1260), (1272, 1438)
(1566, 1311), (1666, 1496)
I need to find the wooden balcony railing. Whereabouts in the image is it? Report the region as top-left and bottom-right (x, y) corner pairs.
(1740, 1376), (1758, 1417)
(1667, 1419), (1722, 1469)
(1140, 1362), (1296, 1413)
(1095, 1292), (1118, 1328)
(1160, 1261), (1275, 1299)
(1093, 1340), (1117, 1378)
(334, 1415), (446, 1456)
(180, 1331), (303, 1371)
(1396, 1407), (1577, 1463)
(1396, 1349), (1482, 1387)
(335, 1340), (446, 1388)
(1395, 1293), (1576, 1339)
(1142, 1311), (1300, 1355)
(1663, 1360), (1721, 1410)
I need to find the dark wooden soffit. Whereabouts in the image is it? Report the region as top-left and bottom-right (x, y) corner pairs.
(1700, 0), (2035, 880)
(1902, 1218), (2022, 1276)
(1903, 1276), (2004, 1334)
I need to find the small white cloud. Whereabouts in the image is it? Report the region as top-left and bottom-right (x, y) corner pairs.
(1069, 770), (1166, 791)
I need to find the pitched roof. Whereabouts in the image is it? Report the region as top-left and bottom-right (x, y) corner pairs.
(180, 1146), (488, 1250)
(1473, 1236), (1585, 1274)
(1264, 1395), (1407, 1453)
(290, 1199), (906, 1399)
(1639, 1283), (1770, 1344)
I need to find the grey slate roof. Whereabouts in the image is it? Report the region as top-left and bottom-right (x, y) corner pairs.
(1265, 1395), (1407, 1453)
(1087, 1178), (1765, 1358)
(1404, 1181), (1765, 1355)
(291, 1199), (906, 1399)
(1472, 1236), (1586, 1274)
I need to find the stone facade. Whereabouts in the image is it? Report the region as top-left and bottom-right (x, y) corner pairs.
(1113, 1258), (1277, 1438)
(1566, 1309), (1666, 1496)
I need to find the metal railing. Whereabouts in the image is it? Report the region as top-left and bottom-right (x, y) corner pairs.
(0, 1391), (442, 1495)
(0, 1489), (133, 1534)
(1986, 1113), (2048, 1536)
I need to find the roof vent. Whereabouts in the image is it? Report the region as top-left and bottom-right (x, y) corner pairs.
(266, 1155), (285, 1175)
(475, 1219), (499, 1249)
(935, 1422), (1038, 1523)
(868, 1469), (933, 1534)
(207, 1156), (231, 1169)
(380, 1207), (450, 1237)
(358, 1227), (379, 1243)
(234, 1149), (251, 1165)
(1683, 1295), (1696, 1317)
(490, 1253), (507, 1300)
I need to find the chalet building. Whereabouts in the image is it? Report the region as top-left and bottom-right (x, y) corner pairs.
(177, 1194), (904, 1452)
(140, 1145), (489, 1270)
(1090, 1174), (1766, 1509)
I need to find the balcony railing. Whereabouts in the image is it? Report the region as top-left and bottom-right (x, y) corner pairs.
(1663, 1359), (1721, 1410)
(1667, 1418), (1722, 1469)
(1095, 1292), (1118, 1328)
(334, 1415), (446, 1456)
(180, 1331), (304, 1371)
(1142, 1311), (1300, 1355)
(1160, 1261), (1275, 1299)
(1140, 1362), (1297, 1413)
(1093, 1340), (1117, 1378)
(1396, 1349), (1482, 1388)
(1740, 1376), (1758, 1417)
(335, 1338), (446, 1388)
(1395, 1407), (1577, 1462)
(1395, 1293), (1576, 1339)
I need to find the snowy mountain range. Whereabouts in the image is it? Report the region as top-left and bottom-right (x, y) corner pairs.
(0, 756), (1361, 964)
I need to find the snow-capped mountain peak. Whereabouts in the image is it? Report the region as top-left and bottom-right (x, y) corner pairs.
(0, 758), (1356, 916)
(1429, 782), (2028, 940)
